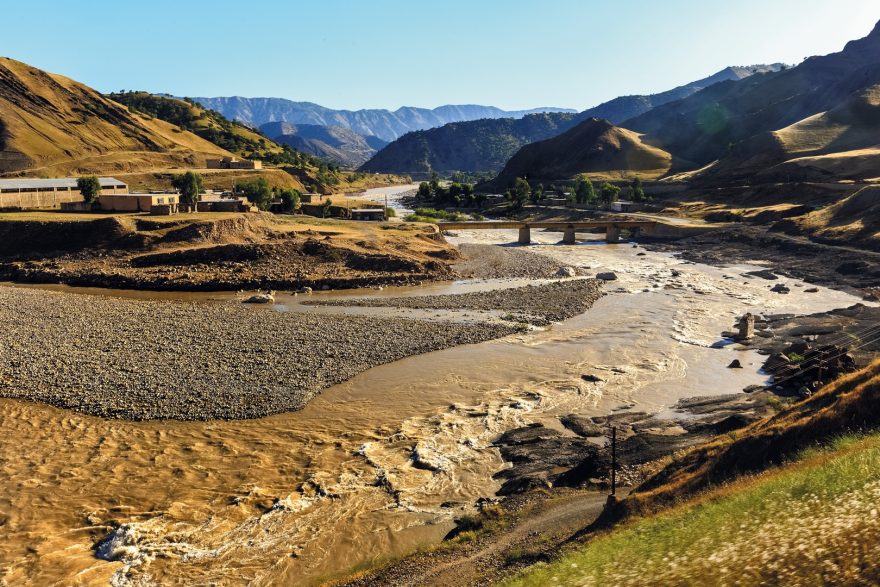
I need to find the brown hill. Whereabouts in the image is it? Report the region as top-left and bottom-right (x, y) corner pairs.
(491, 118), (671, 187)
(0, 58), (231, 175)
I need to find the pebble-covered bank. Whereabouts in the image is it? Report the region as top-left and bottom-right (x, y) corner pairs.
(0, 286), (519, 420)
(304, 279), (604, 326)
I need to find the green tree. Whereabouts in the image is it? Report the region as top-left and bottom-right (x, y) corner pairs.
(417, 182), (432, 200)
(531, 183), (544, 204)
(630, 177), (647, 202)
(510, 177), (531, 210)
(76, 176), (101, 204)
(171, 171), (203, 205)
(321, 198), (333, 218)
(574, 177), (596, 205)
(236, 178), (273, 210)
(275, 187), (300, 213)
(600, 182), (621, 206)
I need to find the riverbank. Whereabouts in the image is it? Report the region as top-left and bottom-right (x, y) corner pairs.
(0, 285), (520, 420)
(304, 279), (602, 326)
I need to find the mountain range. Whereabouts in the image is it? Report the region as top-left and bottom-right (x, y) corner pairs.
(360, 64), (787, 176)
(259, 121), (387, 168)
(494, 20), (880, 186)
(188, 98), (575, 143)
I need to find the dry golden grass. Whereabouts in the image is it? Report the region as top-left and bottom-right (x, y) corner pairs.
(0, 58), (231, 174)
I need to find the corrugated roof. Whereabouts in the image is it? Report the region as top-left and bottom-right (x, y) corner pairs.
(0, 177), (126, 189)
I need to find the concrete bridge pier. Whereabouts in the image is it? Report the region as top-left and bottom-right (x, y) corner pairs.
(563, 225), (576, 244)
(518, 225), (531, 244)
(605, 224), (621, 243)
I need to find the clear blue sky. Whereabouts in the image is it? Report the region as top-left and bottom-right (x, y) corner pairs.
(3, 0), (879, 111)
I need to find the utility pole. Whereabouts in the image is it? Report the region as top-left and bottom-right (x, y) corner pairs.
(611, 425), (617, 497)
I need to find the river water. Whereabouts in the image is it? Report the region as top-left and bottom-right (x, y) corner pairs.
(0, 187), (866, 586)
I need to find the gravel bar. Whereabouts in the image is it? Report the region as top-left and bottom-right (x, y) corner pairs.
(453, 243), (568, 279)
(0, 286), (519, 421)
(304, 279), (604, 326)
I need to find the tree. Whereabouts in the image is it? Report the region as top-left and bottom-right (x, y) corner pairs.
(236, 178), (272, 210)
(76, 176), (101, 204)
(276, 187), (300, 213)
(574, 177), (596, 205)
(171, 171), (203, 205)
(321, 198), (333, 218)
(600, 182), (621, 206)
(417, 182), (432, 200)
(531, 183), (544, 204)
(511, 177), (531, 210)
(630, 177), (647, 202)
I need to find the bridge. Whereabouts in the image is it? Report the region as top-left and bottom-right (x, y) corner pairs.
(437, 219), (662, 244)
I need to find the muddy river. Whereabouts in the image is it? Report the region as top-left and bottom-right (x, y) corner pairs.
(0, 188), (866, 586)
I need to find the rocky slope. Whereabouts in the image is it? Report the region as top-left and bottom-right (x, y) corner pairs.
(260, 121), (384, 168)
(189, 98), (574, 143)
(0, 58), (232, 175)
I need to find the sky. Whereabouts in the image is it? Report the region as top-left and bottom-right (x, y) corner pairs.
(3, 0), (880, 111)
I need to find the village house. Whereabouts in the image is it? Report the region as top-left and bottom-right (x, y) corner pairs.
(99, 193), (180, 214)
(351, 208), (386, 221)
(0, 177), (127, 209)
(206, 156), (262, 170)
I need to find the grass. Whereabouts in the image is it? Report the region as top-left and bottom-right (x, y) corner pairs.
(404, 207), (472, 223)
(502, 433), (880, 586)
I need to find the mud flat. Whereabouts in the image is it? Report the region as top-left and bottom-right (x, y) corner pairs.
(0, 285), (519, 420)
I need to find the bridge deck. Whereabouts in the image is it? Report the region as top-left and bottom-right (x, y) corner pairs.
(437, 220), (657, 230)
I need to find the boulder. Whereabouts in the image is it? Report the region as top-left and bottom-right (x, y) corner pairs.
(294, 286), (313, 294)
(581, 374), (604, 383)
(727, 359), (743, 369)
(596, 272), (618, 281)
(770, 283), (791, 294)
(243, 293), (274, 304)
(555, 266), (577, 278)
(560, 414), (605, 437)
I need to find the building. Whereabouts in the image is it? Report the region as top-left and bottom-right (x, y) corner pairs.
(196, 195), (250, 212)
(300, 193), (323, 204)
(351, 208), (386, 221)
(0, 177), (127, 209)
(99, 193), (179, 214)
(610, 200), (643, 213)
(206, 156), (262, 170)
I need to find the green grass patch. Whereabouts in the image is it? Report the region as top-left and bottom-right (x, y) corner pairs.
(502, 433), (880, 586)
(404, 207), (471, 223)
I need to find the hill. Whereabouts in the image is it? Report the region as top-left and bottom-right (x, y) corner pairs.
(359, 112), (579, 176)
(0, 58), (232, 175)
(580, 64), (787, 125)
(491, 118), (672, 186)
(506, 359), (880, 586)
(189, 97), (575, 142)
(260, 122), (384, 168)
(360, 65), (782, 177)
(621, 21), (880, 177)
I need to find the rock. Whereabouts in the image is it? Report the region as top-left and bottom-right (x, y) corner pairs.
(637, 252), (647, 256)
(555, 266), (577, 278)
(764, 352), (791, 372)
(581, 374), (604, 383)
(770, 283), (791, 294)
(243, 293), (274, 304)
(745, 269), (778, 280)
(727, 359), (743, 368)
(560, 414), (604, 437)
(596, 272), (618, 281)
(804, 287), (819, 293)
(294, 286), (313, 294)
(743, 384), (765, 393)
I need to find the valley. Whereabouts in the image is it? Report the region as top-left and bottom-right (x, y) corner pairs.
(3, 7), (880, 587)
